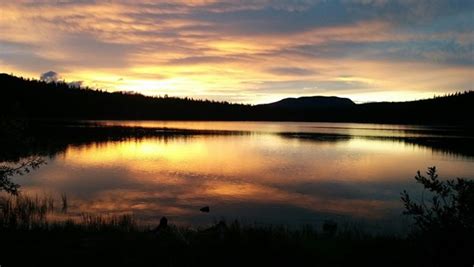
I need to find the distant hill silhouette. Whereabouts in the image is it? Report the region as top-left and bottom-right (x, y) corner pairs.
(1, 73), (473, 125)
(258, 96), (355, 109)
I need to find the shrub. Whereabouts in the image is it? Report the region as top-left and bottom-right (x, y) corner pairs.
(401, 166), (474, 232)
(401, 167), (474, 266)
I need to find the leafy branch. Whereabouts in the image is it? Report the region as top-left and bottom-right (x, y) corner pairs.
(0, 157), (45, 195)
(401, 166), (474, 232)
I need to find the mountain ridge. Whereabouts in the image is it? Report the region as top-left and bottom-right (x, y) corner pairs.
(258, 96), (355, 109)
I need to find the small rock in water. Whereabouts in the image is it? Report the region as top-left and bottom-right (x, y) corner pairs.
(200, 206), (210, 213)
(153, 216), (169, 236)
(158, 216), (168, 229)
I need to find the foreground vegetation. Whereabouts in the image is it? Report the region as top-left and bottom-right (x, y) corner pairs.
(0, 168), (472, 267)
(0, 193), (415, 267)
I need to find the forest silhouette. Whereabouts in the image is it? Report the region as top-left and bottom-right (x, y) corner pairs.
(1, 73), (473, 124)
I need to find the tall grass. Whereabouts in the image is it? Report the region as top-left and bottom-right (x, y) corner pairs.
(0, 193), (136, 231)
(61, 192), (68, 213)
(0, 193), (54, 228)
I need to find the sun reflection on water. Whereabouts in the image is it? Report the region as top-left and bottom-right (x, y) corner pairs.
(15, 123), (474, 226)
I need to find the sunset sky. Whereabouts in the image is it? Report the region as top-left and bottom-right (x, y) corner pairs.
(1, 0), (473, 104)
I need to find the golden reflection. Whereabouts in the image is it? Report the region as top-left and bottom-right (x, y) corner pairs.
(15, 124), (474, 225)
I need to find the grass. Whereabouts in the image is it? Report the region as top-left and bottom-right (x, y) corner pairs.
(0, 193), (55, 228)
(0, 193), (137, 232)
(0, 194), (426, 267)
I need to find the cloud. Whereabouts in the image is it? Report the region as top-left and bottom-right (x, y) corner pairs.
(68, 80), (83, 88)
(267, 67), (316, 76)
(0, 0), (472, 103)
(243, 79), (375, 95)
(39, 70), (83, 87)
(167, 55), (235, 65)
(40, 71), (61, 83)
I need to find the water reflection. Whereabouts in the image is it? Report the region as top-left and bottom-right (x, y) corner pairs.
(96, 120), (473, 138)
(12, 123), (474, 228)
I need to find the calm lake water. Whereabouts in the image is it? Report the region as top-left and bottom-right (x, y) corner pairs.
(13, 121), (474, 231)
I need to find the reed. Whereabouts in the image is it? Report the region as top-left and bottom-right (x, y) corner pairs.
(0, 193), (136, 232)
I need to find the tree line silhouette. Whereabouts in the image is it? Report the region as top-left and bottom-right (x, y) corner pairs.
(1, 73), (473, 124)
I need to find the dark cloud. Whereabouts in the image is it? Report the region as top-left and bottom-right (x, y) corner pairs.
(243, 79), (374, 95)
(167, 56), (234, 65)
(267, 67), (316, 76)
(0, 41), (63, 73)
(57, 33), (136, 68)
(39, 71), (83, 87)
(149, 0), (473, 37)
(178, 1), (354, 36)
(284, 37), (474, 67)
(40, 71), (61, 83)
(345, 0), (474, 26)
(68, 80), (83, 88)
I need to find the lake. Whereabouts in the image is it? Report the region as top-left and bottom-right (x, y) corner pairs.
(11, 121), (474, 232)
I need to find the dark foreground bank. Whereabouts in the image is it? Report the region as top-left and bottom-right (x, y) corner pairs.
(0, 193), (472, 267)
(0, 214), (427, 267)
(0, 217), (472, 267)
